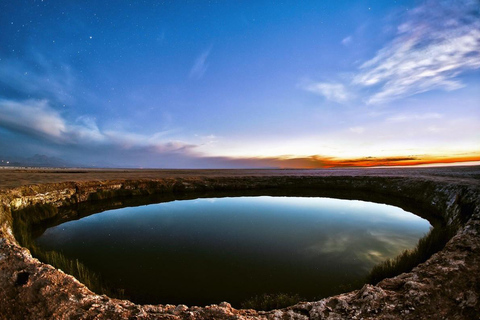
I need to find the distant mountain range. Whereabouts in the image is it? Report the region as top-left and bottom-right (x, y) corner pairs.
(0, 154), (122, 168)
(0, 154), (74, 168)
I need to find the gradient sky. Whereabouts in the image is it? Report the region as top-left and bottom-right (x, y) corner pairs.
(1, 0), (479, 168)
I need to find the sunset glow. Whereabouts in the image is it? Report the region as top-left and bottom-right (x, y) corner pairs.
(0, 1), (479, 168)
(204, 154), (480, 169)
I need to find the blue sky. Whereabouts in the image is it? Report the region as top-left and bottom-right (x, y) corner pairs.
(1, 0), (479, 168)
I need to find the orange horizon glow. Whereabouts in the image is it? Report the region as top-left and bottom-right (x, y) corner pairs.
(314, 155), (480, 169)
(228, 153), (480, 169)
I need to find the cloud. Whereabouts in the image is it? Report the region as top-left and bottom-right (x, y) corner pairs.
(386, 112), (443, 123)
(349, 126), (365, 134)
(1, 97), (478, 168)
(353, 0), (480, 104)
(341, 36), (352, 46)
(0, 55), (76, 104)
(195, 152), (480, 169)
(0, 99), (67, 141)
(305, 1), (480, 105)
(103, 130), (196, 153)
(303, 235), (351, 255)
(70, 116), (106, 142)
(0, 98), (197, 154)
(189, 48), (211, 79)
(0, 49), (199, 166)
(304, 82), (352, 103)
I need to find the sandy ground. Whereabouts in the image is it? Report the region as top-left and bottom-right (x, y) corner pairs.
(1, 165), (479, 190)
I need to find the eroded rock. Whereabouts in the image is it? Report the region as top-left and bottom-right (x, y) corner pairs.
(0, 168), (479, 319)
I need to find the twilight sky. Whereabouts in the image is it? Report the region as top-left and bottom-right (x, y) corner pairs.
(1, 0), (479, 168)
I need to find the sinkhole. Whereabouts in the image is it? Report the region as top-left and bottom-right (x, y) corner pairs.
(14, 194), (434, 309)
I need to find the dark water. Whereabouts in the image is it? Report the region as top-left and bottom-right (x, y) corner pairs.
(35, 196), (430, 306)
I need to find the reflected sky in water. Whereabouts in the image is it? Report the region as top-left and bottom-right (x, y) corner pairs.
(36, 196), (431, 306)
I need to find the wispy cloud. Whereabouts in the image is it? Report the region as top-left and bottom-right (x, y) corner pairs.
(304, 1), (480, 105)
(0, 98), (196, 154)
(341, 36), (352, 46)
(189, 48), (211, 79)
(354, 0), (480, 104)
(0, 55), (76, 104)
(0, 99), (67, 141)
(304, 82), (352, 103)
(349, 126), (365, 134)
(386, 112), (443, 123)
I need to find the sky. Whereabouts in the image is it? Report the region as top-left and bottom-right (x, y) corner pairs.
(0, 0), (479, 168)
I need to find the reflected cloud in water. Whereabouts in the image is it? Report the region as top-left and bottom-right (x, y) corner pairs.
(36, 196), (431, 306)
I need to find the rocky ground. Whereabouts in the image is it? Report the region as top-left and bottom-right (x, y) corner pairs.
(0, 166), (479, 319)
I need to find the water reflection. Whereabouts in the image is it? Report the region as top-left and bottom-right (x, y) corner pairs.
(35, 196), (430, 306)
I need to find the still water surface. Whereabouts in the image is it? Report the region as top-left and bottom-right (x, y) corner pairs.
(35, 196), (431, 306)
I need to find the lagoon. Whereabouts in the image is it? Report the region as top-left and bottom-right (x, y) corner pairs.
(34, 196), (431, 307)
